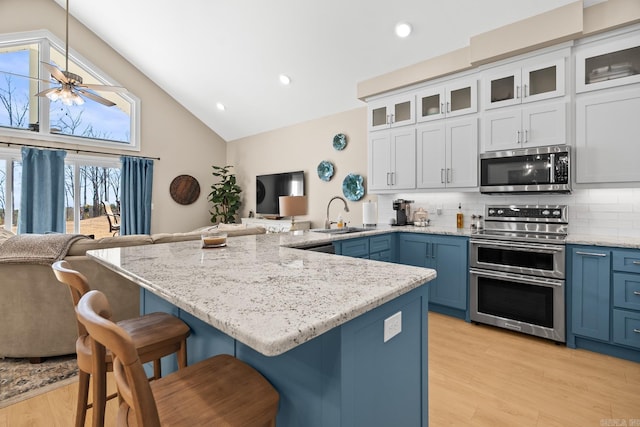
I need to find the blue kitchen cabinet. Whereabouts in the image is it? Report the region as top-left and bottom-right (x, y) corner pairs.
(612, 249), (640, 351)
(333, 237), (369, 258)
(369, 234), (393, 262)
(568, 246), (640, 363)
(333, 234), (393, 261)
(397, 233), (469, 320)
(142, 284), (430, 427)
(568, 246), (611, 342)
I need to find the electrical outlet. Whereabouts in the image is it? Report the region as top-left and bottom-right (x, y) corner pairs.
(384, 311), (402, 343)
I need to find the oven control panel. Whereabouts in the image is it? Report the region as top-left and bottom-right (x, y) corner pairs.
(485, 205), (568, 222)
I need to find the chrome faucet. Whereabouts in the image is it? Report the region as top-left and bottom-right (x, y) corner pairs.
(325, 196), (349, 229)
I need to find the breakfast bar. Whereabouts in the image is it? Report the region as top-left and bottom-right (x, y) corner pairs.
(87, 232), (436, 427)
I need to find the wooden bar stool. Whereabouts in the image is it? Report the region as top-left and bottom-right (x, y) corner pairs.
(76, 290), (280, 427)
(52, 261), (191, 427)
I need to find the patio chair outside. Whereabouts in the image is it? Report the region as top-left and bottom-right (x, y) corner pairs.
(101, 201), (120, 236)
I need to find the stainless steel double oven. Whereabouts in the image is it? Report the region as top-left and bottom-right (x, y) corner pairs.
(469, 205), (567, 342)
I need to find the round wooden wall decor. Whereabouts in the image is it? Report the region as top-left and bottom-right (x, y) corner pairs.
(170, 175), (200, 205)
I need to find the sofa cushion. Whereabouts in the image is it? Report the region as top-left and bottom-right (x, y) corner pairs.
(0, 229), (15, 245)
(67, 234), (154, 256)
(151, 232), (202, 244)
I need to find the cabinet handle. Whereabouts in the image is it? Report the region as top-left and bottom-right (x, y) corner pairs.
(386, 172), (390, 186)
(440, 103), (444, 114)
(633, 261), (640, 265)
(524, 84), (528, 98)
(447, 168), (451, 183)
(634, 329), (640, 334)
(440, 169), (445, 184)
(390, 113), (394, 124)
(575, 251), (607, 257)
(516, 130), (521, 144)
(391, 172), (395, 186)
(524, 129), (528, 143)
(516, 85), (521, 99)
(446, 102), (450, 113)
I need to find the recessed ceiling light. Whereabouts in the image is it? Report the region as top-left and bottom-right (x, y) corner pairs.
(216, 102), (225, 111)
(279, 74), (291, 85)
(395, 22), (412, 38)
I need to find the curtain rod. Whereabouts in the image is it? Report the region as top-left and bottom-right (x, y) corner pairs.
(1, 141), (160, 161)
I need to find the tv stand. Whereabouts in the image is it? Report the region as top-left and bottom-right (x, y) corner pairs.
(241, 217), (311, 233)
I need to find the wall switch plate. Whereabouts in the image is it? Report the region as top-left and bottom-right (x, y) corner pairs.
(384, 311), (402, 343)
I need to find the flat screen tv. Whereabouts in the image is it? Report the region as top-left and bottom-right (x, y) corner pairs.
(256, 171), (305, 217)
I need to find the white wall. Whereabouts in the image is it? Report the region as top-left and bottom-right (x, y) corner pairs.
(1, 0), (226, 233)
(227, 108), (374, 229)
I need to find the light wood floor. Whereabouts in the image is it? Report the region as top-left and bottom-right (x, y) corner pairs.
(1, 312), (638, 426)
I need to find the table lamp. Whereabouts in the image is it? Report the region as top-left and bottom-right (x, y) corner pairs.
(279, 195), (308, 231)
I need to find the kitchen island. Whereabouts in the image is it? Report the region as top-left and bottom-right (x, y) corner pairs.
(87, 231), (436, 427)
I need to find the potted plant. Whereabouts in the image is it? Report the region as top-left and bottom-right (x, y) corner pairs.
(208, 165), (242, 224)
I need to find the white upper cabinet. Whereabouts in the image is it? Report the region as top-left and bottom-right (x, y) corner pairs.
(576, 86), (640, 183)
(368, 128), (416, 191)
(483, 57), (566, 110)
(482, 101), (567, 152)
(576, 31), (640, 93)
(417, 117), (478, 189)
(368, 94), (416, 131)
(416, 78), (477, 122)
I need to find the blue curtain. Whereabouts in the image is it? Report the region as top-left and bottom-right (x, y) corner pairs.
(18, 147), (67, 234)
(120, 156), (154, 235)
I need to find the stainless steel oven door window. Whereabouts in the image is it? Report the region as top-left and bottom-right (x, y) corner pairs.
(470, 269), (565, 342)
(469, 239), (565, 279)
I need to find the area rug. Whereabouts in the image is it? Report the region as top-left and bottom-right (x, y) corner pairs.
(0, 355), (78, 409)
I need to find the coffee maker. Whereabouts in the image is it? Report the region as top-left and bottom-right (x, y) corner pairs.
(392, 199), (414, 226)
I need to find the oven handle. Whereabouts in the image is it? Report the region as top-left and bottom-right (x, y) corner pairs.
(470, 268), (564, 287)
(470, 239), (565, 254)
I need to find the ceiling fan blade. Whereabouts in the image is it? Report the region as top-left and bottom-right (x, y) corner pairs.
(77, 88), (116, 107)
(80, 83), (127, 92)
(34, 87), (60, 97)
(0, 70), (54, 84)
(41, 62), (69, 84)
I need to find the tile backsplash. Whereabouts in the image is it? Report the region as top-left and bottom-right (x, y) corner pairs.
(377, 188), (640, 238)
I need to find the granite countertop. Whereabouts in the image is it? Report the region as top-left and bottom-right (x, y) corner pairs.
(565, 234), (640, 249)
(87, 231), (436, 357)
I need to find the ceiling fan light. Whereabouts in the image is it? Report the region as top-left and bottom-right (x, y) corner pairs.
(46, 90), (60, 102)
(73, 93), (84, 105)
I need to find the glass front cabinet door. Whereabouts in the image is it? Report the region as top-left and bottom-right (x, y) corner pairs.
(576, 31), (640, 93)
(368, 94), (415, 131)
(483, 57), (565, 110)
(416, 78), (477, 122)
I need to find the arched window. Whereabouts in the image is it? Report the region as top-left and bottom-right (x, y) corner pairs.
(0, 30), (140, 150)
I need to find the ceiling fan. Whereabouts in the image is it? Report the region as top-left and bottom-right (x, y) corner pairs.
(3, 0), (126, 107)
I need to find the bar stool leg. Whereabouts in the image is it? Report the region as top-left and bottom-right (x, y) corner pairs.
(177, 341), (188, 369)
(91, 345), (107, 427)
(75, 370), (90, 427)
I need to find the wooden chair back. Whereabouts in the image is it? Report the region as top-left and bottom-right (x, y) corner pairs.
(102, 201), (121, 235)
(52, 260), (91, 337)
(76, 290), (162, 427)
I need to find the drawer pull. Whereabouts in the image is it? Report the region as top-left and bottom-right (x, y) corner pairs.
(634, 291), (640, 296)
(634, 329), (640, 334)
(633, 260), (640, 265)
(575, 251), (607, 257)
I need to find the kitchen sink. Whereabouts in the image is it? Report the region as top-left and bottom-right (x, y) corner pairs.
(311, 227), (366, 235)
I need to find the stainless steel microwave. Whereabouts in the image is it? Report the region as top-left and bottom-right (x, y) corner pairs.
(479, 145), (570, 194)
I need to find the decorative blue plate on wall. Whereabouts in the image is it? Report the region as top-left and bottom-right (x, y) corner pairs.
(333, 133), (347, 151)
(317, 160), (334, 182)
(342, 173), (365, 201)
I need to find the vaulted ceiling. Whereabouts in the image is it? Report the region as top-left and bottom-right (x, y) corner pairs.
(56, 0), (589, 142)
